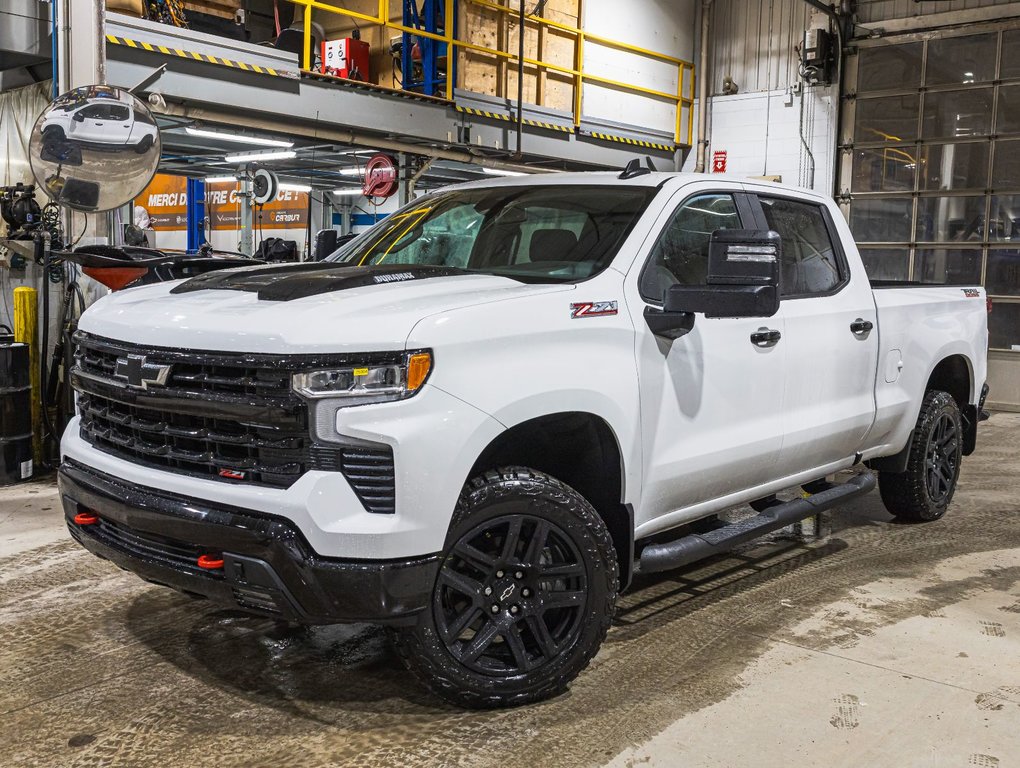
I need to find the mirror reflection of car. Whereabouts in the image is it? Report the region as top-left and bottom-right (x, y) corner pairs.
(40, 98), (157, 154)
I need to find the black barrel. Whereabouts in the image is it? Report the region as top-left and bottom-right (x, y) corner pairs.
(0, 334), (33, 483)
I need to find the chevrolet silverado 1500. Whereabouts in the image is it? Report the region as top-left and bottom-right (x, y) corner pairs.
(60, 172), (989, 708)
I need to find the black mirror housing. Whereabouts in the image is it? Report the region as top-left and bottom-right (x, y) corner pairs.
(664, 229), (781, 319)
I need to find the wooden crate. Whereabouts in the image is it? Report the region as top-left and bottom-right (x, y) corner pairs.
(183, 0), (241, 21)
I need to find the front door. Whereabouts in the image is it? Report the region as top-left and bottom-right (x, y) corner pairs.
(626, 184), (786, 532)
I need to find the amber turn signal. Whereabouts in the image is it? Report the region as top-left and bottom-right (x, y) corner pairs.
(406, 352), (432, 392)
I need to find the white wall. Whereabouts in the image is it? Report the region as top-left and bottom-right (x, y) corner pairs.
(683, 86), (836, 195)
(581, 0), (696, 135)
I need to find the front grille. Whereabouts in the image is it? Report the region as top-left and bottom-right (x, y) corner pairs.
(76, 334), (293, 399)
(79, 391), (308, 487)
(73, 333), (398, 510)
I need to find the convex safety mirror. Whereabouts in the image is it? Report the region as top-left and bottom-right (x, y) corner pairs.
(666, 229), (782, 319)
(29, 85), (161, 213)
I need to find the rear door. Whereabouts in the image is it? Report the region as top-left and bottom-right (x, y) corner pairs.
(626, 182), (787, 530)
(106, 104), (133, 145)
(748, 191), (879, 474)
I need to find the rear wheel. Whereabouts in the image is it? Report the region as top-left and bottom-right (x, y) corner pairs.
(134, 134), (153, 154)
(879, 390), (963, 522)
(392, 467), (618, 709)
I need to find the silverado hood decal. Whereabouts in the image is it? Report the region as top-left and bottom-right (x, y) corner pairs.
(170, 262), (470, 301)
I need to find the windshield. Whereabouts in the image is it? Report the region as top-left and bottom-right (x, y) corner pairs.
(328, 184), (655, 283)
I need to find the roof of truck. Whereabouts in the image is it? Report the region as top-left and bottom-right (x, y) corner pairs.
(443, 171), (826, 202)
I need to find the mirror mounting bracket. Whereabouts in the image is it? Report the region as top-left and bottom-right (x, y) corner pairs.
(643, 306), (695, 340)
(129, 64), (168, 95)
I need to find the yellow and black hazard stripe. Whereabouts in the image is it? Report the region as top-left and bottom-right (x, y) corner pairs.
(105, 35), (297, 79)
(586, 131), (675, 153)
(455, 105), (573, 134)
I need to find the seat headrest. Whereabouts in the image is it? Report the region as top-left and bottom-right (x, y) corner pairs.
(529, 229), (579, 261)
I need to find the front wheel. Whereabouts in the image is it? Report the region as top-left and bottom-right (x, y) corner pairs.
(879, 390), (963, 522)
(392, 467), (618, 709)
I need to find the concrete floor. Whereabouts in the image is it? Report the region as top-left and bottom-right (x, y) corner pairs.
(2, 415), (1019, 768)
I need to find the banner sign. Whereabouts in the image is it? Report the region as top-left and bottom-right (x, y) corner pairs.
(136, 174), (187, 230)
(135, 174), (309, 231)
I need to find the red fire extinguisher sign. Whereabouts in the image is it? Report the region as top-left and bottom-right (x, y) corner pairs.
(712, 150), (727, 173)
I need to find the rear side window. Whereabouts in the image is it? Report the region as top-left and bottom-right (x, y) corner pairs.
(639, 193), (741, 302)
(758, 197), (843, 297)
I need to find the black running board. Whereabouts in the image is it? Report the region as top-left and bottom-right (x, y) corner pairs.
(637, 472), (876, 574)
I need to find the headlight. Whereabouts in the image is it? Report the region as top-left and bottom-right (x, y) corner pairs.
(292, 351), (432, 404)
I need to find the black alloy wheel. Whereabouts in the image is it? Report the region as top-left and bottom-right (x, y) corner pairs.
(879, 390), (964, 522)
(434, 513), (587, 677)
(392, 467), (618, 708)
(925, 411), (960, 505)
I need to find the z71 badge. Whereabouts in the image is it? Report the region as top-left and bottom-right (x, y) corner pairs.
(570, 301), (618, 319)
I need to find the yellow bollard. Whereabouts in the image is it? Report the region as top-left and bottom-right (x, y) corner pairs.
(13, 287), (40, 464)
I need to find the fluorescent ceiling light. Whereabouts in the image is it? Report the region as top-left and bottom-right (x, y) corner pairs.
(224, 149), (297, 163)
(205, 174), (237, 183)
(279, 182), (311, 192)
(331, 188), (363, 196)
(336, 168), (363, 176)
(186, 127), (293, 148)
(482, 167), (526, 177)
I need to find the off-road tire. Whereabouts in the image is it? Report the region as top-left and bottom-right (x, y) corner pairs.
(879, 390), (963, 522)
(134, 135), (153, 154)
(392, 466), (619, 709)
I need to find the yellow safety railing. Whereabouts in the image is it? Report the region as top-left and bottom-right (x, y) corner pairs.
(287, 0), (695, 146)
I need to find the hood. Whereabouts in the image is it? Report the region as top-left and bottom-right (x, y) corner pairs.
(78, 265), (571, 354)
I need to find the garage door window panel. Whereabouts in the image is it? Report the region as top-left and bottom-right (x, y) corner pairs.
(920, 143), (989, 192)
(915, 196), (987, 242)
(849, 197), (914, 243)
(859, 247), (910, 282)
(988, 195), (1020, 242)
(759, 197), (844, 297)
(986, 248), (1020, 296)
(924, 34), (998, 86)
(854, 95), (920, 144)
(915, 248), (983, 285)
(992, 140), (1020, 190)
(921, 88), (994, 140)
(1001, 30), (1020, 81)
(857, 43), (923, 93)
(638, 193), (741, 303)
(852, 147), (917, 193)
(995, 85), (1020, 136)
(989, 302), (1020, 351)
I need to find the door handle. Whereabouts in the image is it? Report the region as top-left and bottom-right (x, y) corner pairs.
(750, 328), (781, 347)
(850, 318), (874, 336)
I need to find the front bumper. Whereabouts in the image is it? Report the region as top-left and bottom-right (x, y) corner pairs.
(59, 459), (440, 625)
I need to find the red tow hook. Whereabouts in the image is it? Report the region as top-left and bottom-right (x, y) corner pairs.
(74, 512), (100, 526)
(197, 554), (225, 570)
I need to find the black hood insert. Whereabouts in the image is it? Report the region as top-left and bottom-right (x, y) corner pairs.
(169, 262), (471, 301)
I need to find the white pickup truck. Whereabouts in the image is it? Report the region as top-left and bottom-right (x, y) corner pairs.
(60, 172), (989, 708)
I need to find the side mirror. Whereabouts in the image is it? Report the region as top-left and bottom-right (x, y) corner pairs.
(73, 111), (85, 122)
(665, 229), (781, 319)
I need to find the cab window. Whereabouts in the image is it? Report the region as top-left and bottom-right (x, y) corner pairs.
(758, 197), (844, 297)
(639, 193), (741, 302)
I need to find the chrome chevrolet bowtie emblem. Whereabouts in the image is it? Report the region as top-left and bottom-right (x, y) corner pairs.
(500, 584), (516, 602)
(113, 354), (171, 390)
